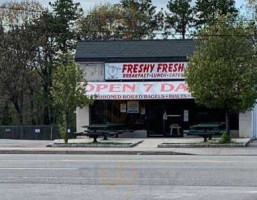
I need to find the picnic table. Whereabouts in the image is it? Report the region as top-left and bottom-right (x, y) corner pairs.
(188, 122), (225, 142)
(82, 123), (125, 130)
(82, 123), (126, 142)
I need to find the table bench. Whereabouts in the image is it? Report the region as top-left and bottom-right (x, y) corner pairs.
(83, 130), (126, 142)
(82, 123), (128, 142)
(74, 132), (84, 136)
(188, 123), (225, 142)
(188, 129), (222, 142)
(84, 130), (104, 143)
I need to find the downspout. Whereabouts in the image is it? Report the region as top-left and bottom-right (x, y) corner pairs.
(251, 109), (254, 139)
(252, 103), (257, 139)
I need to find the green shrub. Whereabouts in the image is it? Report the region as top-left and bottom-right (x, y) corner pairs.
(58, 124), (68, 144)
(219, 132), (231, 144)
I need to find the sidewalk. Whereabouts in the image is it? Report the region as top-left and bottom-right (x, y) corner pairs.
(0, 138), (256, 156)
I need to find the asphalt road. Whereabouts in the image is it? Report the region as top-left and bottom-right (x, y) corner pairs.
(0, 154), (257, 200)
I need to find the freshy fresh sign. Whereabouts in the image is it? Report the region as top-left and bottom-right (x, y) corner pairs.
(105, 62), (187, 80)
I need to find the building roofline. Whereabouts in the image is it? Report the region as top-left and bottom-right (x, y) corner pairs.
(75, 39), (194, 61)
(76, 39), (194, 43)
(75, 56), (188, 63)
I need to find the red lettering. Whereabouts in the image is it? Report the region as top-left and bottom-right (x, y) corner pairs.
(127, 64), (133, 73)
(175, 83), (187, 92)
(150, 64), (155, 72)
(133, 64), (138, 73)
(122, 64), (127, 73)
(161, 83), (175, 92)
(122, 63), (186, 76)
(110, 84), (121, 92)
(178, 64), (184, 72)
(86, 84), (94, 92)
(173, 64), (178, 72)
(144, 84), (153, 92)
(143, 64), (149, 73)
(168, 63), (174, 72)
(157, 64), (162, 72)
(96, 84), (108, 92)
(138, 64), (144, 73)
(162, 64), (168, 72)
(123, 84), (136, 92)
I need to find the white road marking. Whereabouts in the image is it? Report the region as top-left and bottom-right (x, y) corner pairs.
(248, 191), (257, 194)
(0, 168), (78, 170)
(0, 159), (255, 163)
(60, 159), (222, 163)
(0, 159), (222, 163)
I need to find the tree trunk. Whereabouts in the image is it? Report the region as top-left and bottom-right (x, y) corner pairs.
(182, 30), (185, 40)
(43, 83), (50, 125)
(29, 88), (36, 125)
(42, 53), (53, 125)
(182, 22), (186, 40)
(11, 95), (23, 125)
(43, 106), (50, 125)
(225, 110), (230, 137)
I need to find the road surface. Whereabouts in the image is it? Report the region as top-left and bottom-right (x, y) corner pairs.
(0, 154), (257, 200)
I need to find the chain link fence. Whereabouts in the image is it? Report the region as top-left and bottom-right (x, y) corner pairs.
(0, 125), (76, 140)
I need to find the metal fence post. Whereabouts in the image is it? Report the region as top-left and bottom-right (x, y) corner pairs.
(20, 126), (23, 139)
(50, 126), (53, 140)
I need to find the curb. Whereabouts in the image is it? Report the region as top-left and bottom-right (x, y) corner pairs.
(48, 140), (143, 148)
(158, 143), (247, 148)
(158, 139), (252, 148)
(1, 149), (257, 156)
(246, 138), (255, 146)
(0, 149), (193, 155)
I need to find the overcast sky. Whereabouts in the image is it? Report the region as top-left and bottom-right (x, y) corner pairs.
(0, 0), (247, 13)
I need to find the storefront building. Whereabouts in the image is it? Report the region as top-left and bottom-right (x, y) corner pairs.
(241, 105), (257, 139)
(75, 40), (243, 137)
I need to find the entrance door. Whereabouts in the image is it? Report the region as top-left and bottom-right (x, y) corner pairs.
(146, 102), (165, 137)
(146, 100), (189, 137)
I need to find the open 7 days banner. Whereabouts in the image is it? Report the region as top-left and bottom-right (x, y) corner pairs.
(105, 62), (188, 80)
(85, 82), (193, 100)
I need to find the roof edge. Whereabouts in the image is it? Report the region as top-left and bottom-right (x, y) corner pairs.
(76, 39), (194, 43)
(75, 56), (188, 63)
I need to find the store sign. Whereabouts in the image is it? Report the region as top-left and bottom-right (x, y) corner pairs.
(140, 106), (146, 115)
(120, 103), (127, 113)
(184, 110), (189, 122)
(127, 101), (139, 113)
(105, 62), (187, 80)
(85, 81), (193, 100)
(5, 128), (11, 133)
(35, 129), (40, 133)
